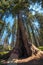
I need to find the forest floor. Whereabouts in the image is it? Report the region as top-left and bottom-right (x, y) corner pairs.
(0, 57), (43, 65)
(0, 46), (43, 65)
(0, 51), (43, 65)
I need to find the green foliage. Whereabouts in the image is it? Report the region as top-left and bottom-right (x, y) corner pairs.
(12, 3), (25, 14)
(0, 0), (29, 14)
(0, 51), (9, 55)
(3, 46), (13, 51)
(0, 61), (3, 65)
(14, 0), (19, 3)
(0, 20), (6, 38)
(0, 45), (3, 50)
(38, 46), (43, 51)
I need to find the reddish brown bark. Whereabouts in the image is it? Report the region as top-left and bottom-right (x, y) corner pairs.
(1, 13), (43, 65)
(12, 14), (43, 64)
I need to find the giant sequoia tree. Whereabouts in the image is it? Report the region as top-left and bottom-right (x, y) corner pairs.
(0, 0), (43, 65)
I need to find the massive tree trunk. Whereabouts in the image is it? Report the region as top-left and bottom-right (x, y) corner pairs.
(18, 13), (32, 56)
(12, 13), (43, 64)
(1, 13), (43, 65)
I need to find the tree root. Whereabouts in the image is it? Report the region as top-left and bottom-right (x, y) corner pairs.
(13, 50), (43, 63)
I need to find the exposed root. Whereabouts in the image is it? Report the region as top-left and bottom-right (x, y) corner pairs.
(13, 50), (43, 63)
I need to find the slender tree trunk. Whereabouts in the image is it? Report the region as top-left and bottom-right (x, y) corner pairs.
(30, 21), (39, 47)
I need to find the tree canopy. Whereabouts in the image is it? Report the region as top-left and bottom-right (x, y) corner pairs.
(0, 0), (43, 47)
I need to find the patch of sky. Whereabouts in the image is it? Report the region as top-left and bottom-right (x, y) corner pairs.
(32, 19), (40, 29)
(29, 2), (43, 15)
(8, 33), (16, 45)
(2, 14), (14, 28)
(2, 30), (7, 40)
(8, 34), (12, 44)
(32, 19), (40, 36)
(1, 13), (15, 45)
